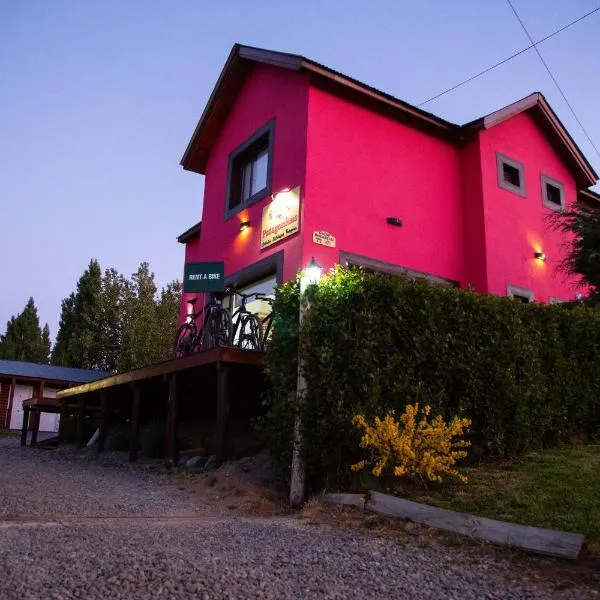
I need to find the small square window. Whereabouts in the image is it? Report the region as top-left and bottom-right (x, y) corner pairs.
(541, 175), (565, 211)
(507, 284), (534, 303)
(497, 153), (526, 197)
(225, 120), (274, 219)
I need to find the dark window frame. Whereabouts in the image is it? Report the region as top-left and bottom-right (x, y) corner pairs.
(507, 284), (534, 303)
(541, 174), (566, 211)
(497, 152), (526, 198)
(224, 119), (275, 221)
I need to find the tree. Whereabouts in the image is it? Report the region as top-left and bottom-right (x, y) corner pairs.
(550, 203), (600, 297)
(156, 280), (182, 359)
(0, 297), (51, 363)
(52, 259), (103, 368)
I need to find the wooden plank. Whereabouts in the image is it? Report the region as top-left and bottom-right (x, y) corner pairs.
(75, 396), (84, 449)
(5, 377), (16, 429)
(215, 362), (229, 466)
(96, 391), (109, 454)
(325, 493), (366, 510)
(129, 384), (140, 462)
(366, 491), (584, 560)
(56, 347), (264, 399)
(165, 374), (178, 468)
(20, 407), (29, 447)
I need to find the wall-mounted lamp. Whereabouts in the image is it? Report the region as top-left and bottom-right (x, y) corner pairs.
(386, 217), (403, 227)
(299, 257), (322, 294)
(239, 220), (250, 232)
(534, 251), (547, 262)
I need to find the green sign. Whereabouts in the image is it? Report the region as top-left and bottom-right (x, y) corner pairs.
(184, 262), (225, 293)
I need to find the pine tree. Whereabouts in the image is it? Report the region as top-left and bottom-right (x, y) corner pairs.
(51, 293), (76, 366)
(0, 297), (51, 363)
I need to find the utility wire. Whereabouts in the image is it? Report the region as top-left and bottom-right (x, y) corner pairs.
(418, 6), (600, 108)
(504, 0), (600, 160)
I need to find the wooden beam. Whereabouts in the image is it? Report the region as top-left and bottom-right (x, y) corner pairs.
(20, 407), (29, 447)
(30, 411), (40, 447)
(215, 362), (230, 466)
(165, 374), (178, 468)
(56, 347), (264, 399)
(365, 491), (584, 561)
(5, 376), (16, 429)
(129, 384), (141, 462)
(76, 395), (84, 449)
(96, 391), (109, 454)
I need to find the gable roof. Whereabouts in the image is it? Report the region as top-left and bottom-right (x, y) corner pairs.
(465, 93), (597, 187)
(181, 44), (598, 188)
(0, 360), (112, 384)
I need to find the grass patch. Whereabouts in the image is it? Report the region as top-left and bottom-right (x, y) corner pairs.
(402, 444), (600, 556)
(0, 428), (19, 438)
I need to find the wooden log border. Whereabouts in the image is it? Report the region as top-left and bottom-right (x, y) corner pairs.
(325, 490), (584, 560)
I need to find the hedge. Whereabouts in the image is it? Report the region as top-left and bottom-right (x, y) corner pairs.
(262, 268), (600, 490)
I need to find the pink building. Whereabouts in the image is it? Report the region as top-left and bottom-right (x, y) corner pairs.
(178, 44), (599, 315)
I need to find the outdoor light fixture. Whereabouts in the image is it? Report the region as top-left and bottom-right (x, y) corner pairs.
(239, 220), (250, 232)
(386, 216), (403, 227)
(299, 257), (322, 294)
(534, 251), (547, 262)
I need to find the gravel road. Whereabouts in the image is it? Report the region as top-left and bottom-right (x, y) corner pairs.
(0, 437), (597, 599)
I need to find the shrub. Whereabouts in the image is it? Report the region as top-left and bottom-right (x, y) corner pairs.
(263, 268), (600, 490)
(351, 404), (471, 484)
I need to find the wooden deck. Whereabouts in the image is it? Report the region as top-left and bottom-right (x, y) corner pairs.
(21, 347), (266, 466)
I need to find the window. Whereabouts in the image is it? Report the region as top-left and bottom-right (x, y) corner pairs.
(507, 284), (534, 303)
(541, 175), (565, 211)
(225, 120), (274, 218)
(497, 153), (526, 197)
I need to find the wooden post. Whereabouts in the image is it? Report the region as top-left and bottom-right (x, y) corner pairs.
(129, 384), (141, 462)
(20, 407), (30, 447)
(30, 411), (40, 447)
(165, 374), (178, 468)
(96, 391), (109, 454)
(5, 377), (16, 429)
(290, 297), (308, 507)
(215, 362), (229, 466)
(76, 395), (84, 449)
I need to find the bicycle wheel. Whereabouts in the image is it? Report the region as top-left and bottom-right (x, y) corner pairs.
(202, 309), (233, 350)
(173, 323), (196, 358)
(237, 314), (263, 351)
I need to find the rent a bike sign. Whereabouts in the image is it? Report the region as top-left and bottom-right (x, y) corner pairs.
(183, 262), (225, 293)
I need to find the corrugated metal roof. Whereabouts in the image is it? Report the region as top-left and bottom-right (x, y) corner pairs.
(0, 360), (112, 383)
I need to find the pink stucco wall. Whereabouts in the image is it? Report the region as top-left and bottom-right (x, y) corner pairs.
(479, 112), (580, 302)
(303, 85), (465, 284)
(182, 64), (310, 314)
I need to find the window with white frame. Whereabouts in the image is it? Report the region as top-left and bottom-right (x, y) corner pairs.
(541, 174), (565, 211)
(497, 153), (526, 197)
(507, 284), (534, 303)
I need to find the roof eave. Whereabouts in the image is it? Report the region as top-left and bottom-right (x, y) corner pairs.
(177, 221), (201, 244)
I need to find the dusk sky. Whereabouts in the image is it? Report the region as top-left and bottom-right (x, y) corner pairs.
(2, 0), (599, 340)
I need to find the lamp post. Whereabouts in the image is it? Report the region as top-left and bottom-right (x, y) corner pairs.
(290, 257), (322, 507)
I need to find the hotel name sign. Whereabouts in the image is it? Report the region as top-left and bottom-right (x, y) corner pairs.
(260, 186), (300, 250)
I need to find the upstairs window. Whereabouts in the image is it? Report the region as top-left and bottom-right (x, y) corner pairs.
(507, 284), (534, 303)
(497, 153), (526, 197)
(225, 120), (274, 218)
(541, 175), (565, 211)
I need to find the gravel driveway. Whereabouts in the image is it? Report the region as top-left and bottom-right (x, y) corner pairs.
(0, 437), (597, 599)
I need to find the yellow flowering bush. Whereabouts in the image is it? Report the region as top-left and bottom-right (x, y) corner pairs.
(351, 404), (471, 484)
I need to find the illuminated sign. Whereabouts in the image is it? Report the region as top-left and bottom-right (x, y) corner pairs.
(260, 186), (300, 250)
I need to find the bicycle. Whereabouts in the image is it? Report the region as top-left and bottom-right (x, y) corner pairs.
(229, 291), (264, 350)
(254, 293), (275, 351)
(173, 292), (232, 358)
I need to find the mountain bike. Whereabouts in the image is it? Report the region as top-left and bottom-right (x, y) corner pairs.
(254, 293), (275, 351)
(230, 292), (264, 350)
(173, 293), (232, 358)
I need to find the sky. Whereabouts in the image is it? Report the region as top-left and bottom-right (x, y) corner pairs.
(1, 0), (599, 340)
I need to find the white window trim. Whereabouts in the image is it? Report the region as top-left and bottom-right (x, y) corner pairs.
(541, 174), (566, 211)
(497, 152), (526, 198)
(507, 284), (534, 303)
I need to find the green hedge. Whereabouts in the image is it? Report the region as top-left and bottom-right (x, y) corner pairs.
(263, 268), (600, 489)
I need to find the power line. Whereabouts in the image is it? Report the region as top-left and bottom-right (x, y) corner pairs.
(505, 0), (600, 161)
(419, 6), (600, 108)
